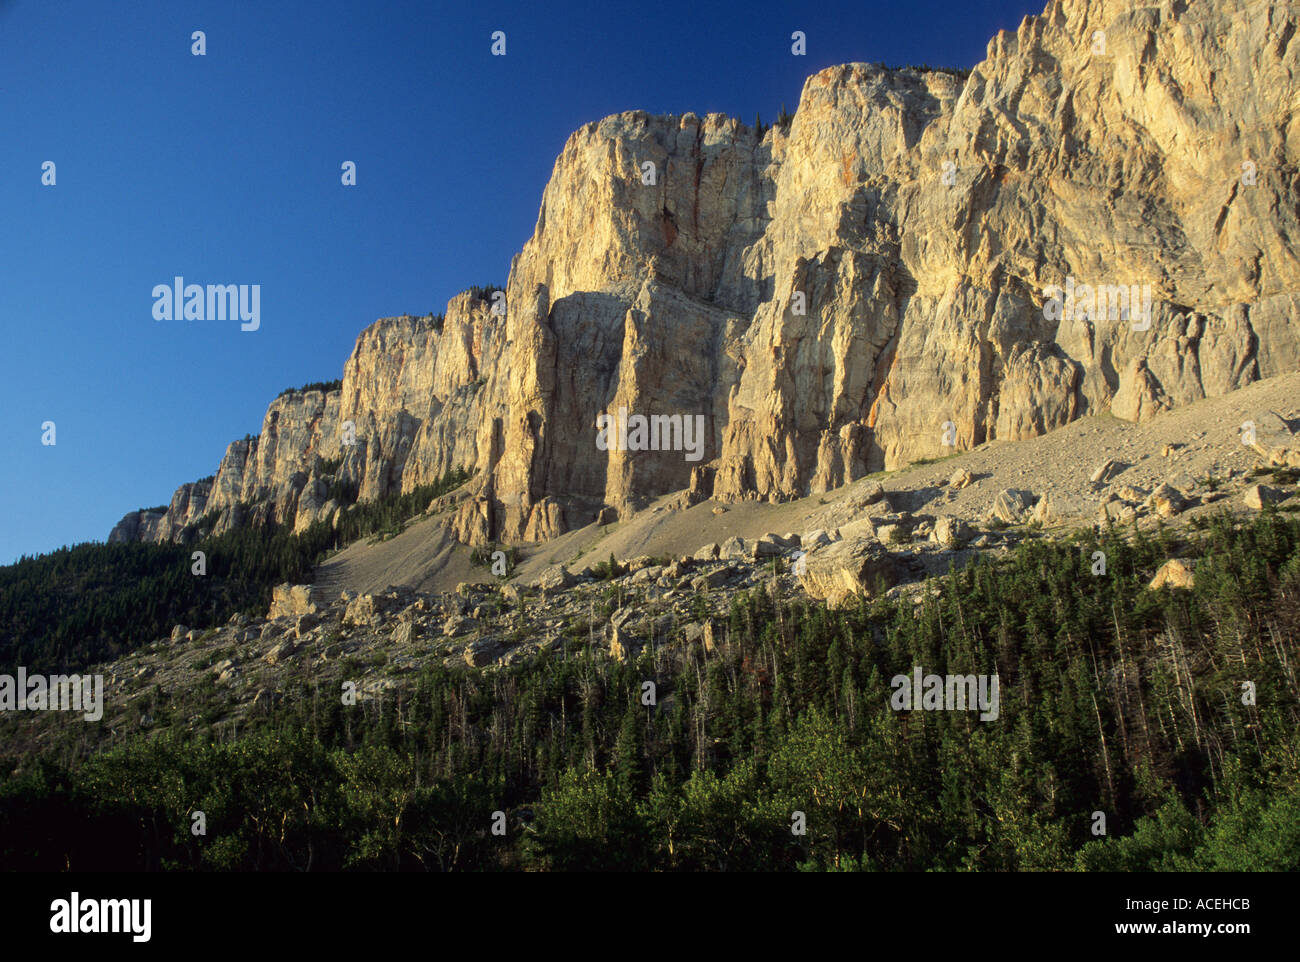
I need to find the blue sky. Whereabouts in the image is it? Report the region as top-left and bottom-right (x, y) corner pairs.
(0, 0), (1042, 564)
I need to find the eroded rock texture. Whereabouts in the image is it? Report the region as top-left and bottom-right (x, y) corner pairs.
(113, 0), (1300, 547)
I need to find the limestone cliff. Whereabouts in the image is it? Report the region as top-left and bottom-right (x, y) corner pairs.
(110, 293), (502, 544)
(112, 0), (1300, 548)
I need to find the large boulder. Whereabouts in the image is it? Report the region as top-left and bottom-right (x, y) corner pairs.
(269, 584), (321, 619)
(719, 536), (750, 560)
(846, 480), (886, 510)
(1089, 460), (1126, 485)
(630, 565), (662, 584)
(343, 593), (385, 627)
(988, 489), (1035, 525)
(800, 529), (833, 550)
(443, 615), (477, 637)
(796, 539), (904, 607)
(692, 542), (721, 562)
(876, 523), (908, 544)
(837, 517), (877, 540)
(463, 638), (505, 667)
(691, 564), (736, 590)
(1243, 484), (1285, 510)
(751, 536), (786, 560)
(535, 565), (576, 591)
(1149, 483), (1188, 518)
(930, 516), (972, 547)
(1149, 559), (1196, 590)
(1031, 496), (1058, 524)
(264, 638), (300, 666)
(1248, 411), (1295, 461)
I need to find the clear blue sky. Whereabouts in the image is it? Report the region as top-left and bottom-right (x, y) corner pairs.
(0, 0), (1042, 564)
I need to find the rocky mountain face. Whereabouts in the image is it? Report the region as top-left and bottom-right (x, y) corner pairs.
(110, 293), (503, 544)
(113, 0), (1300, 548)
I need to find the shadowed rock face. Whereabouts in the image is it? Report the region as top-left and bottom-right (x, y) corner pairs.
(113, 0), (1300, 547)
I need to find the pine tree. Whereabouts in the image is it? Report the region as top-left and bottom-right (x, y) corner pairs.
(613, 703), (644, 792)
